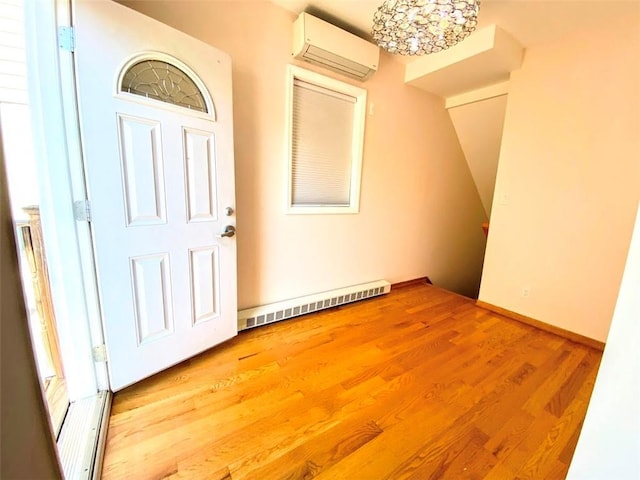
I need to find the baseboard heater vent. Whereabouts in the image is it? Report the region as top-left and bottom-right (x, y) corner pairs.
(238, 280), (391, 331)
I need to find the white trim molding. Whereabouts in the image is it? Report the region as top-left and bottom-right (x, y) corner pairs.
(285, 65), (366, 215)
(445, 81), (510, 109)
(24, 0), (108, 397)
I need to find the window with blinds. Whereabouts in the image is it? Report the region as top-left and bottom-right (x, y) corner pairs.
(286, 66), (366, 214)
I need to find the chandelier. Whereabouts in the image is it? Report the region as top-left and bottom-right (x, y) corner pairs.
(372, 0), (480, 56)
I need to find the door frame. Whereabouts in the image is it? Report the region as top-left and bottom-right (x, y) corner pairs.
(23, 0), (108, 398)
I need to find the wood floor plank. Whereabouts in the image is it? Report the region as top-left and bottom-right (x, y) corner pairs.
(514, 362), (601, 480)
(558, 419), (585, 465)
(494, 410), (560, 475)
(173, 405), (334, 478)
(233, 419), (384, 480)
(102, 284), (602, 479)
(544, 350), (600, 417)
(313, 400), (464, 480)
(484, 409), (536, 461)
(406, 426), (491, 480)
(164, 464), (232, 480)
(521, 348), (590, 416)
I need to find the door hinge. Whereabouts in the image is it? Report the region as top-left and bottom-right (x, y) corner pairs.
(73, 199), (92, 222)
(92, 344), (107, 363)
(58, 26), (75, 52)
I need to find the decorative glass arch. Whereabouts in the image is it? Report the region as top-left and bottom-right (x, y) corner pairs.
(120, 58), (209, 114)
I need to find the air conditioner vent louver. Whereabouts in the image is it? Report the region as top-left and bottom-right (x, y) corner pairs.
(292, 12), (379, 82)
(301, 45), (372, 79)
(238, 280), (391, 330)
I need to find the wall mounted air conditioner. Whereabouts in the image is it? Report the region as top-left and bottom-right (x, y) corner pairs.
(292, 12), (379, 82)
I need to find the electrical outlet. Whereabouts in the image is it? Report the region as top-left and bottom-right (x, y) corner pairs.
(499, 193), (510, 206)
(522, 287), (531, 298)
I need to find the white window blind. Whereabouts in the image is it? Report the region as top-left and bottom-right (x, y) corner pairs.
(291, 79), (356, 206)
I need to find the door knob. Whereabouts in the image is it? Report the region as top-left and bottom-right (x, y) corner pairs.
(217, 225), (236, 238)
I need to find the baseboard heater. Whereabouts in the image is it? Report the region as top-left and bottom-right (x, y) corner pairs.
(238, 280), (391, 331)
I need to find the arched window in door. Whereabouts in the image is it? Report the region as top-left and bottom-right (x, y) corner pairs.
(119, 56), (213, 116)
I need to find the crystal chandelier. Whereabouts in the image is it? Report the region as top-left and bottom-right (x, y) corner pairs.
(372, 0), (480, 56)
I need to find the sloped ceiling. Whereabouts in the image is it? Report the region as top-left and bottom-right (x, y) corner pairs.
(404, 24), (523, 98)
(448, 95), (508, 217)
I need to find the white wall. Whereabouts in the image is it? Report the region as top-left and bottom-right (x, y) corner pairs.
(120, 0), (489, 302)
(479, 11), (640, 342)
(567, 201), (640, 478)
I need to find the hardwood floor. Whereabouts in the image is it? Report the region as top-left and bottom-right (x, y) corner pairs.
(44, 375), (68, 435)
(102, 283), (602, 479)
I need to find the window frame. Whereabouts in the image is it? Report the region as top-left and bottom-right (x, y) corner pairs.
(116, 52), (216, 121)
(285, 65), (367, 215)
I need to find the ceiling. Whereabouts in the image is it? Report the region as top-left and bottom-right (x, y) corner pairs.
(270, 0), (640, 56)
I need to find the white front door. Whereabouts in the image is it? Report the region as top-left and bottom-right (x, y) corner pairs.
(74, 0), (237, 390)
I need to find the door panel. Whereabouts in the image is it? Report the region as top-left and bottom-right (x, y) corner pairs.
(117, 115), (166, 226)
(189, 246), (220, 325)
(130, 253), (174, 344)
(184, 128), (218, 222)
(74, 0), (237, 390)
